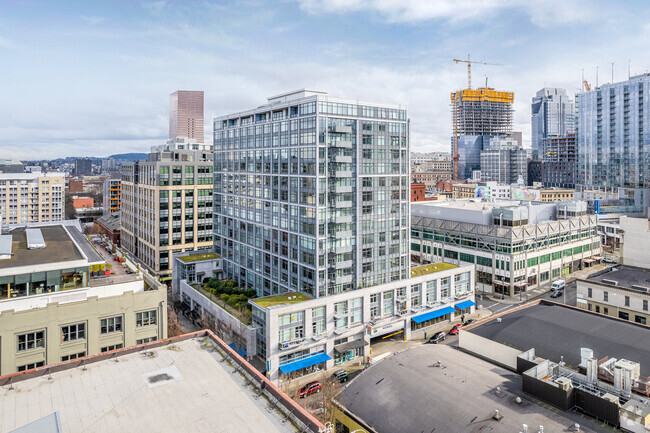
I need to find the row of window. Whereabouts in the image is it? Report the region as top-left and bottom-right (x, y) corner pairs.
(587, 288), (649, 310)
(18, 311), (157, 353)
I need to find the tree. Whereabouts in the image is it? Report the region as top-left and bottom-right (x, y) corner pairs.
(167, 308), (184, 337)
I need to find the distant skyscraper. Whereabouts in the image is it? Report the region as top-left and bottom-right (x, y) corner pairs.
(541, 134), (576, 188)
(451, 87), (514, 180)
(577, 73), (650, 190)
(170, 90), (204, 144)
(479, 137), (527, 184)
(74, 158), (92, 176)
(531, 88), (575, 156)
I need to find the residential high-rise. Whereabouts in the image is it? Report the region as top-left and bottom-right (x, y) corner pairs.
(531, 88), (575, 155)
(479, 137), (527, 184)
(214, 89), (410, 297)
(120, 143), (213, 279)
(577, 73), (650, 191)
(541, 134), (576, 188)
(170, 90), (204, 144)
(0, 173), (64, 225)
(451, 87), (514, 180)
(213, 90), (476, 382)
(102, 175), (121, 215)
(75, 158), (92, 176)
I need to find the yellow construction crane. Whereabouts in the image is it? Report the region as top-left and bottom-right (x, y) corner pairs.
(583, 80), (591, 91)
(453, 54), (503, 89)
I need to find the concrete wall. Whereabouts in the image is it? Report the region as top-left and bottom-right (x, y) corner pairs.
(620, 216), (650, 268)
(458, 330), (522, 370)
(178, 280), (256, 359)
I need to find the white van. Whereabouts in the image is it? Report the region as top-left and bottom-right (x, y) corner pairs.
(551, 279), (565, 292)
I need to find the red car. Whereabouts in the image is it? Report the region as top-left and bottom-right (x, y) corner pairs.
(449, 324), (463, 335)
(299, 381), (322, 398)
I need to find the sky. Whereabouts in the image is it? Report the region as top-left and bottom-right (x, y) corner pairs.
(1, 0), (650, 160)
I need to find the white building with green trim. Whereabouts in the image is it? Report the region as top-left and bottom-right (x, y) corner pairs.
(411, 199), (601, 297)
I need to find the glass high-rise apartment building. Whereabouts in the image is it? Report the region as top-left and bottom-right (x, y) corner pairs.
(577, 73), (650, 190)
(213, 90), (410, 299)
(531, 88), (575, 156)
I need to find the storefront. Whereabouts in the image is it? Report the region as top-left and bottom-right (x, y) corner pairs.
(454, 299), (476, 316)
(333, 339), (365, 365)
(278, 350), (331, 381)
(410, 306), (455, 330)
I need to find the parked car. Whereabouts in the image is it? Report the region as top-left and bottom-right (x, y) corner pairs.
(299, 381), (322, 398)
(463, 319), (476, 326)
(603, 256), (617, 264)
(332, 369), (348, 383)
(449, 324), (462, 335)
(550, 290), (563, 298)
(428, 331), (446, 344)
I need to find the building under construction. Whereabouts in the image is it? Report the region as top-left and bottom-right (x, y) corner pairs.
(451, 87), (514, 180)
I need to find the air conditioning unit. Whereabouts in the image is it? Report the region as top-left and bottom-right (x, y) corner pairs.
(554, 377), (572, 391)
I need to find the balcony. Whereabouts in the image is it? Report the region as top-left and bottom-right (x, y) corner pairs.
(332, 215), (352, 224)
(396, 308), (409, 316)
(311, 332), (327, 341)
(334, 325), (349, 335)
(332, 200), (353, 209)
(333, 309), (349, 319)
(330, 230), (353, 239)
(330, 170), (352, 178)
(332, 274), (352, 285)
(333, 140), (353, 148)
(332, 259), (353, 269)
(278, 338), (305, 351)
(330, 155), (352, 164)
(396, 294), (407, 302)
(330, 125), (352, 134)
(331, 185), (353, 194)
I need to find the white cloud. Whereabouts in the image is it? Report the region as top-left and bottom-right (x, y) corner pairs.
(296, 0), (599, 26)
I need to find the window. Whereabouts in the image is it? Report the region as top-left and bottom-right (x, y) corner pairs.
(603, 292), (608, 302)
(587, 288), (592, 298)
(136, 310), (157, 327)
(604, 307), (608, 315)
(100, 316), (122, 334)
(61, 323), (85, 342)
(635, 315), (647, 325)
(624, 296), (630, 306)
(644, 300), (648, 311)
(136, 337), (157, 344)
(61, 352), (86, 361)
(618, 311), (629, 321)
(17, 331), (45, 352)
(17, 361), (44, 372)
(101, 344), (123, 353)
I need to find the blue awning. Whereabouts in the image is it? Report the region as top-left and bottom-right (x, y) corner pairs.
(411, 306), (456, 324)
(279, 352), (332, 375)
(455, 300), (476, 310)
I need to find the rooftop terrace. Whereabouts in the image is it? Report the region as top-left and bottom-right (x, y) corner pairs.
(253, 292), (313, 308)
(177, 252), (221, 263)
(410, 262), (458, 277)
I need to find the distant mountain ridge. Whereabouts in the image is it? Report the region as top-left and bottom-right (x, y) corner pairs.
(108, 153), (148, 161)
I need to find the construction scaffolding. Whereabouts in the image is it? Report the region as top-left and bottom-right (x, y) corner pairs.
(451, 88), (514, 179)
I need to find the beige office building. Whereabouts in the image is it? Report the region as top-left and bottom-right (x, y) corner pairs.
(121, 144), (213, 280)
(0, 223), (167, 375)
(0, 172), (64, 225)
(170, 90), (204, 144)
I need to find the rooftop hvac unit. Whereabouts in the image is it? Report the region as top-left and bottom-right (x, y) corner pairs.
(614, 359), (641, 381)
(614, 366), (623, 392)
(622, 368), (632, 398)
(601, 393), (620, 405)
(554, 377), (573, 391)
(579, 348), (594, 369)
(587, 358), (599, 385)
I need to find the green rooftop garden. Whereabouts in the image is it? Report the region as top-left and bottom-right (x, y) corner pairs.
(178, 252), (221, 263)
(411, 262), (458, 278)
(252, 292), (313, 308)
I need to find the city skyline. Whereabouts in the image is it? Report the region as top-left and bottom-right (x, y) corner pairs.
(1, 0), (650, 159)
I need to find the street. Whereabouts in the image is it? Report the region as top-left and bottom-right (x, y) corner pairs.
(479, 279), (578, 315)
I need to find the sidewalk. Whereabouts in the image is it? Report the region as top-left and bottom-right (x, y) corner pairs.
(485, 263), (608, 305)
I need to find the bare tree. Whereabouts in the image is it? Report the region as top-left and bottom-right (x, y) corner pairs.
(314, 370), (344, 425)
(167, 308), (184, 337)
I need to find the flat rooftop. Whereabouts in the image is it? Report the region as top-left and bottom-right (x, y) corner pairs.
(339, 344), (611, 433)
(0, 226), (89, 270)
(587, 265), (650, 291)
(470, 302), (650, 376)
(253, 292), (313, 308)
(410, 262), (458, 277)
(0, 337), (311, 433)
(177, 252), (221, 263)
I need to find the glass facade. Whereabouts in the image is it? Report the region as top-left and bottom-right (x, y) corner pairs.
(577, 74), (650, 190)
(213, 91), (409, 299)
(0, 267), (88, 299)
